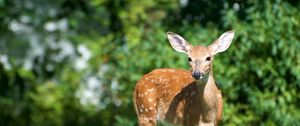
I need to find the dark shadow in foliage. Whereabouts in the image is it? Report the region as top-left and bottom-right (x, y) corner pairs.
(286, 0), (300, 7)
(180, 0), (224, 25)
(166, 0), (253, 27)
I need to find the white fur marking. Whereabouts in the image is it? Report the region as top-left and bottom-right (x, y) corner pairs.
(151, 79), (155, 83)
(168, 69), (175, 72)
(148, 98), (153, 102)
(147, 88), (155, 92)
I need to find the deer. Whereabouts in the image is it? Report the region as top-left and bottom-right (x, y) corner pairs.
(133, 30), (235, 126)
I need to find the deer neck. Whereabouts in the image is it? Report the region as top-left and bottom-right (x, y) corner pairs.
(195, 68), (217, 107)
(195, 68), (215, 87)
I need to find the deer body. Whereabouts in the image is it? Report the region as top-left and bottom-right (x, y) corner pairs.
(134, 68), (222, 125)
(134, 30), (235, 126)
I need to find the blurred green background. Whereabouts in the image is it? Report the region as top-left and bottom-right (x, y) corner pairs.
(1, 0), (300, 125)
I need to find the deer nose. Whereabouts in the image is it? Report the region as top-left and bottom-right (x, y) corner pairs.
(192, 71), (203, 80)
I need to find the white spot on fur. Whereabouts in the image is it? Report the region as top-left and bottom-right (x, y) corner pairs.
(160, 69), (167, 72)
(151, 79), (155, 83)
(168, 69), (175, 72)
(148, 98), (153, 102)
(147, 88), (155, 92)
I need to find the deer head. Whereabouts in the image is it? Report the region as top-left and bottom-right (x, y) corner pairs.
(167, 30), (235, 80)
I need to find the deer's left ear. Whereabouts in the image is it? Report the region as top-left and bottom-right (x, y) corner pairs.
(208, 30), (235, 55)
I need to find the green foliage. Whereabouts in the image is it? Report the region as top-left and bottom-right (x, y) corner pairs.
(1, 0), (300, 125)
(217, 1), (300, 125)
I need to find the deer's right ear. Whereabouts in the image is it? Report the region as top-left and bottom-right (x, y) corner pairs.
(167, 32), (192, 54)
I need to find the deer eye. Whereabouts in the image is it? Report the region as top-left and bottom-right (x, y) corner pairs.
(188, 57), (192, 62)
(206, 57), (211, 61)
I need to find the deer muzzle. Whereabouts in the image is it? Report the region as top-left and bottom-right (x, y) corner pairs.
(192, 71), (204, 80)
